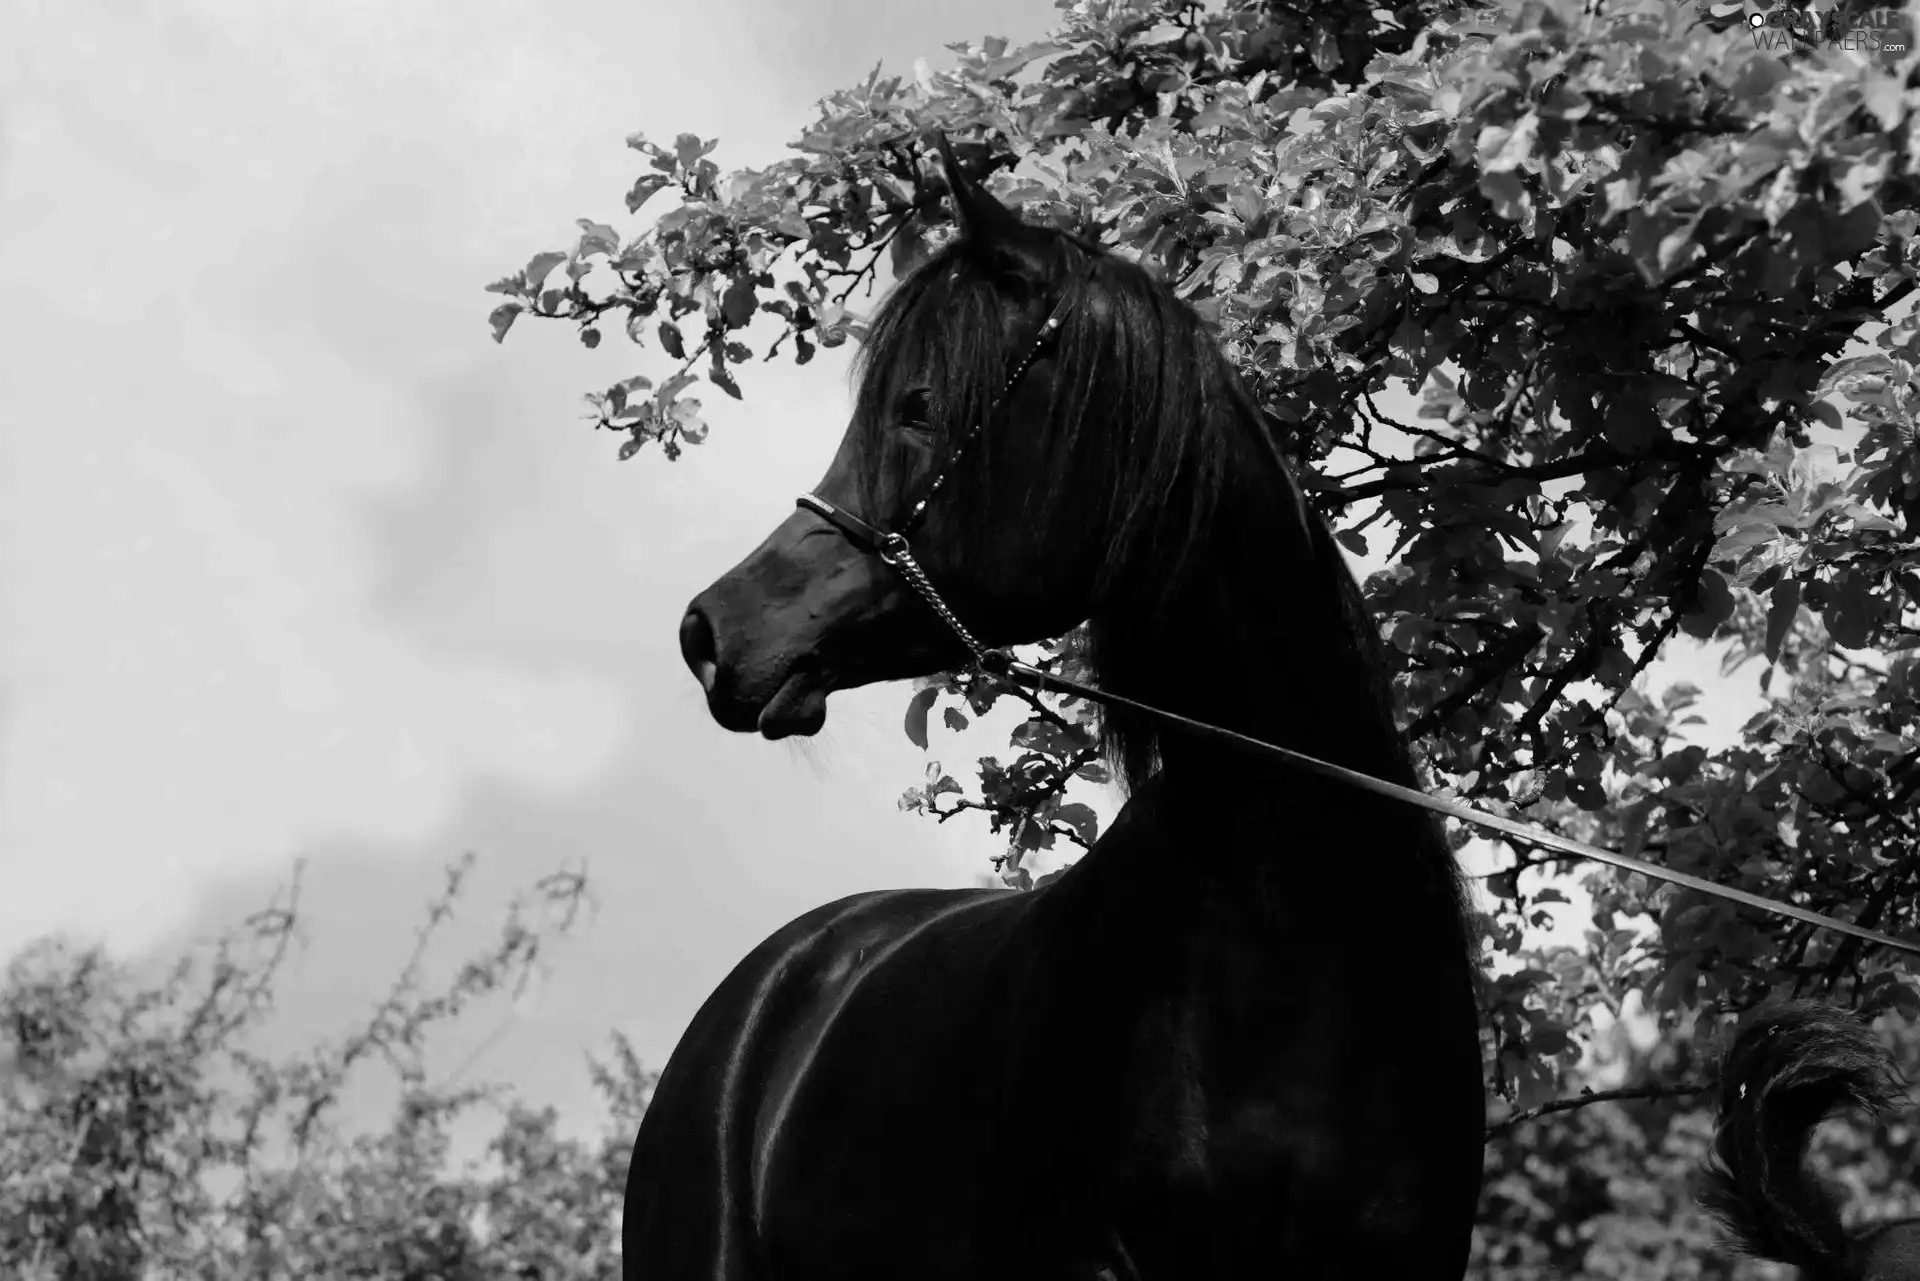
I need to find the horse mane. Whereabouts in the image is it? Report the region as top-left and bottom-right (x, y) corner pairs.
(851, 217), (1476, 962)
(848, 223), (1429, 807)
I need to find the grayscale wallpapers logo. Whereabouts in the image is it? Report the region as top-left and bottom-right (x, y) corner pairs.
(1696, 1), (1909, 54)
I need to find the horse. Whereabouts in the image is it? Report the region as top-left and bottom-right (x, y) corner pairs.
(1703, 1000), (1920, 1279)
(623, 136), (1486, 1279)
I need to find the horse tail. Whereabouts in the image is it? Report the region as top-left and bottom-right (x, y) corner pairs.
(1699, 1000), (1906, 1281)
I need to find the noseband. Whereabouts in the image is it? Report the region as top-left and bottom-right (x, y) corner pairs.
(784, 266), (1920, 962)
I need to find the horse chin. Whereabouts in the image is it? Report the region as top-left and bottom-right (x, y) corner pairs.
(755, 668), (830, 740)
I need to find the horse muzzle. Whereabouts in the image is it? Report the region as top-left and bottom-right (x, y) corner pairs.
(679, 601), (831, 740)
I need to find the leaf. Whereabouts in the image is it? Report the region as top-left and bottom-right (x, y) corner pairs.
(1657, 219), (1700, 276)
(675, 133), (716, 169)
(1529, 1026), (1574, 1056)
(1477, 115), (1538, 174)
(580, 327), (601, 349)
(1227, 184), (1265, 227)
(722, 278), (757, 329)
(1863, 74), (1906, 132)
(1821, 352), (1898, 393)
(1336, 528), (1369, 557)
(943, 707), (969, 732)
(1010, 717), (1092, 757)
(489, 302), (523, 344)
(1054, 802), (1099, 846)
(817, 301), (851, 347)
(576, 219), (620, 257)
(1479, 172), (1531, 225)
(871, 171), (915, 210)
(1679, 568), (1735, 640)
(1563, 776), (1606, 811)
(522, 252), (567, 293)
(1835, 149), (1892, 212)
(1605, 403), (1661, 454)
(1824, 577), (1876, 649)
(667, 397), (708, 445)
(1075, 759), (1111, 784)
(1309, 25), (1341, 73)
(1013, 816), (1054, 854)
(609, 374), (652, 410)
(655, 372), (697, 404)
(627, 174), (672, 214)
(1440, 209), (1494, 260)
(1765, 579), (1801, 663)
(904, 687), (939, 750)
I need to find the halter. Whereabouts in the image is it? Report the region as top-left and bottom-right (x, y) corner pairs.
(798, 285), (1075, 667)
(790, 281), (1920, 962)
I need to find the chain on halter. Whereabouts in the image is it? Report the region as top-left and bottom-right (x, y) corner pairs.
(876, 533), (998, 668)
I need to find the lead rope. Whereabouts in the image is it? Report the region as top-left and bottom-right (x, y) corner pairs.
(795, 277), (1920, 961)
(968, 649), (1920, 959)
(890, 473), (1920, 961)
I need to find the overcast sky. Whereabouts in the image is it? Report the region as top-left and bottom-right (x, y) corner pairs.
(0, 0), (1764, 1144)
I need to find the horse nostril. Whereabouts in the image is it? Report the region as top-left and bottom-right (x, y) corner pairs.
(680, 607), (719, 694)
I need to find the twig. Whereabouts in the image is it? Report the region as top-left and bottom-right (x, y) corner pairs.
(1485, 1080), (1711, 1137)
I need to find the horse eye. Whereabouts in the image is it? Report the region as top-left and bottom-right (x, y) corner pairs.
(898, 387), (934, 429)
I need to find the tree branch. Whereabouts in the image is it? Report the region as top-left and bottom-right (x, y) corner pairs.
(1485, 1081), (1711, 1137)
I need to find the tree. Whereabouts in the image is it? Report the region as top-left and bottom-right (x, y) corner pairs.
(0, 855), (646, 1279)
(495, 0), (1920, 1271)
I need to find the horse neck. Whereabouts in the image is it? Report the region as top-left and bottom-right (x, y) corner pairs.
(1096, 438), (1460, 927)
(1143, 463), (1412, 788)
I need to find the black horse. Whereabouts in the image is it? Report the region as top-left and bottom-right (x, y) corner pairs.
(624, 140), (1485, 1279)
(1703, 1000), (1920, 1280)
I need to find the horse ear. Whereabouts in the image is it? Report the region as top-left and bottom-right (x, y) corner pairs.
(933, 131), (1021, 244)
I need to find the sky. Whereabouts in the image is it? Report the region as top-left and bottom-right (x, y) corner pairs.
(0, 0), (1767, 1144)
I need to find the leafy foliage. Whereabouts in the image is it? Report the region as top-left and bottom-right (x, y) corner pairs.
(497, 0), (1920, 1271)
(0, 856), (647, 1279)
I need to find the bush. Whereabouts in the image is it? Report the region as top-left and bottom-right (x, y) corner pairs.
(0, 855), (649, 1280)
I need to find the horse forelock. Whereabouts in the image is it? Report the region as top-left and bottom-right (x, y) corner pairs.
(849, 227), (1261, 590)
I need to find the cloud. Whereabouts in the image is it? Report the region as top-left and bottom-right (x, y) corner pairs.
(0, 0), (1041, 967)
(0, 0), (661, 954)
